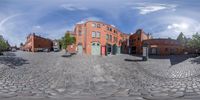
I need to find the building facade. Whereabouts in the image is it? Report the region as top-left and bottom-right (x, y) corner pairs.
(121, 33), (130, 54)
(129, 29), (183, 55)
(52, 40), (61, 51)
(143, 39), (183, 55)
(129, 29), (151, 54)
(74, 21), (127, 56)
(23, 33), (53, 52)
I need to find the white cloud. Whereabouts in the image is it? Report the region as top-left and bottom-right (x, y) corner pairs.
(33, 25), (41, 29)
(130, 3), (176, 15)
(0, 14), (22, 31)
(134, 15), (200, 39)
(76, 17), (102, 24)
(167, 23), (189, 31)
(60, 4), (88, 11)
(111, 24), (116, 27)
(160, 17), (200, 38)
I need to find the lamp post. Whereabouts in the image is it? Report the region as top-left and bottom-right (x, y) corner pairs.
(142, 43), (149, 61)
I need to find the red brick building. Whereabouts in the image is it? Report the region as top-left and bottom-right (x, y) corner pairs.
(23, 33), (53, 52)
(129, 29), (151, 54)
(121, 33), (130, 54)
(129, 29), (183, 55)
(143, 39), (183, 55)
(74, 21), (127, 55)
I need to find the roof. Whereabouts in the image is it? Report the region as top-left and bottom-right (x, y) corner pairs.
(28, 33), (52, 41)
(143, 38), (177, 41)
(75, 20), (123, 33)
(143, 38), (181, 46)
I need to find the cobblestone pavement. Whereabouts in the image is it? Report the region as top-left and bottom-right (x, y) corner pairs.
(0, 51), (200, 100)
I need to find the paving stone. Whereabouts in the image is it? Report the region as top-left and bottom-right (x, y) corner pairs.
(171, 92), (184, 97)
(56, 88), (66, 93)
(186, 89), (194, 93)
(179, 88), (185, 91)
(0, 93), (17, 98)
(171, 89), (178, 92)
(1, 51), (200, 100)
(194, 88), (200, 92)
(0, 89), (9, 93)
(151, 93), (168, 97)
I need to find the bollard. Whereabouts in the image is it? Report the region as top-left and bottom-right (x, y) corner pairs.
(142, 43), (149, 61)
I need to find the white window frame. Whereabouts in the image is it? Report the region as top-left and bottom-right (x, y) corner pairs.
(92, 32), (96, 38)
(92, 23), (96, 28)
(96, 32), (100, 38)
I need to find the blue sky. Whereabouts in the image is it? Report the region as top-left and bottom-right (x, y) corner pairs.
(0, 0), (200, 46)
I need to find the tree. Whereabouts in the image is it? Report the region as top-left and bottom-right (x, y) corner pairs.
(188, 32), (200, 48)
(20, 43), (23, 47)
(177, 32), (187, 46)
(61, 31), (76, 49)
(0, 35), (9, 52)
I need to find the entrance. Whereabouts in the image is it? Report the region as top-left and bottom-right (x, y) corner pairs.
(78, 45), (83, 54)
(91, 42), (101, 55)
(106, 43), (112, 55)
(131, 46), (136, 54)
(112, 44), (117, 55)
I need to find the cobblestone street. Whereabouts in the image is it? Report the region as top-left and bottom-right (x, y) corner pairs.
(0, 51), (200, 100)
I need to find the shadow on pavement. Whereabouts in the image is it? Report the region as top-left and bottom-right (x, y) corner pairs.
(149, 55), (197, 65)
(61, 52), (76, 58)
(3, 52), (16, 56)
(0, 56), (29, 69)
(124, 58), (144, 62)
(190, 56), (200, 64)
(62, 54), (72, 57)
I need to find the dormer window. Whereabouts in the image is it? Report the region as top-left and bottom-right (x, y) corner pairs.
(97, 24), (101, 28)
(92, 23), (96, 28)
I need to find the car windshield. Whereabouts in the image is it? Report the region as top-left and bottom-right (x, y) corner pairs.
(0, 0), (200, 100)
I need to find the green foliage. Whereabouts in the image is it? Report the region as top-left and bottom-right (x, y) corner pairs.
(0, 36), (9, 52)
(60, 31), (76, 49)
(188, 32), (200, 48)
(177, 32), (187, 46)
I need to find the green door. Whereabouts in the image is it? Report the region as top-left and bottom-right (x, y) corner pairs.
(112, 44), (117, 55)
(117, 46), (121, 54)
(91, 42), (101, 55)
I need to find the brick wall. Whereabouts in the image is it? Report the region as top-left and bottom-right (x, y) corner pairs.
(23, 34), (53, 52)
(74, 21), (126, 55)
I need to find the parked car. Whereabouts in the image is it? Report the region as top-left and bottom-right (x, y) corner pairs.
(11, 48), (17, 52)
(43, 49), (50, 52)
(53, 48), (59, 52)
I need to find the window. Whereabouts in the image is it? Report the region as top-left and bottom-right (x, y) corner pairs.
(110, 28), (112, 32)
(92, 23), (96, 28)
(92, 32), (96, 38)
(114, 30), (117, 34)
(114, 37), (118, 42)
(97, 24), (101, 28)
(110, 35), (112, 41)
(107, 27), (109, 30)
(138, 37), (140, 41)
(79, 31), (82, 36)
(106, 34), (109, 40)
(96, 32), (100, 38)
(116, 37), (118, 42)
(165, 48), (168, 51)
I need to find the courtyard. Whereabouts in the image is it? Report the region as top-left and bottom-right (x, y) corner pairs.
(0, 51), (200, 100)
